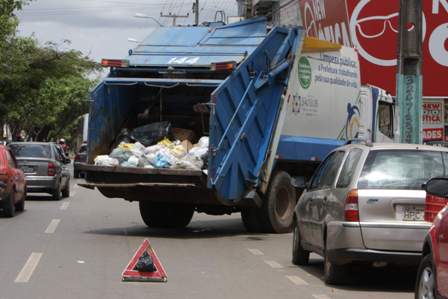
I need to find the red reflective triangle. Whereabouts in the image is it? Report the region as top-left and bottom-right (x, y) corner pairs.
(122, 239), (167, 282)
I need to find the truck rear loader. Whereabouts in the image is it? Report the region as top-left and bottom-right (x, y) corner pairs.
(79, 18), (397, 233)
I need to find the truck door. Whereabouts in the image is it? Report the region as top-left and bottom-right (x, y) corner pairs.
(207, 27), (302, 202)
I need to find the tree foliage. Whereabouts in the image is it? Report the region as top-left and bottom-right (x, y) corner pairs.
(0, 0), (99, 144)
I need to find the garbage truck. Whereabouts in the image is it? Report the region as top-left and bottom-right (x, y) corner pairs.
(78, 18), (398, 233)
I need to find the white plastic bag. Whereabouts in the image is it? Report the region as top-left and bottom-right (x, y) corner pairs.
(94, 155), (119, 167)
(197, 136), (209, 148)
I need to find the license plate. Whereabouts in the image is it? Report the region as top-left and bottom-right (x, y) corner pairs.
(396, 205), (425, 221)
(21, 166), (34, 173)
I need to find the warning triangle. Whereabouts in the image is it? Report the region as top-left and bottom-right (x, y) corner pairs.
(122, 239), (168, 282)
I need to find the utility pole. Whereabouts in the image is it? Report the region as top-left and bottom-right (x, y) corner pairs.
(192, 0), (199, 26)
(160, 12), (189, 26)
(397, 0), (423, 144)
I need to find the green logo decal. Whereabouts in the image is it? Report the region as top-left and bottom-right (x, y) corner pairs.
(298, 56), (312, 89)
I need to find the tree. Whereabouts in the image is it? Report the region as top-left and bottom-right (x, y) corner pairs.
(0, 1), (100, 144)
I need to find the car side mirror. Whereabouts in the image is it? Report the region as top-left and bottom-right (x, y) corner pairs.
(425, 177), (448, 198)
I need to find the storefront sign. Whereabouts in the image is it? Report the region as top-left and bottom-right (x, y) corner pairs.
(299, 0), (448, 97)
(423, 99), (445, 142)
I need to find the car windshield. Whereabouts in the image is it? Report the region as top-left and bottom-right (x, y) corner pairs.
(9, 144), (51, 158)
(358, 150), (445, 190)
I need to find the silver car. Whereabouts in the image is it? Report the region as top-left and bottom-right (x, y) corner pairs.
(8, 142), (71, 200)
(292, 143), (448, 284)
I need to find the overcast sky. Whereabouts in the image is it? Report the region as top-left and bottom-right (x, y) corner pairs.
(17, 0), (238, 62)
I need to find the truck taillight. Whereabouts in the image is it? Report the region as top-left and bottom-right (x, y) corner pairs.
(101, 59), (129, 68)
(48, 162), (56, 176)
(345, 189), (360, 222)
(210, 62), (235, 72)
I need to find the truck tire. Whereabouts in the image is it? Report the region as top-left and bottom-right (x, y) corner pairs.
(262, 171), (297, 233)
(241, 208), (265, 233)
(139, 201), (194, 229)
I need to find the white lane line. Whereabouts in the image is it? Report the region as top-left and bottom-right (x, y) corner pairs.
(247, 248), (264, 256)
(313, 295), (331, 299)
(264, 260), (283, 269)
(44, 219), (61, 234)
(73, 184), (80, 189)
(286, 275), (309, 286)
(70, 191), (77, 198)
(14, 253), (43, 283)
(60, 202), (70, 210)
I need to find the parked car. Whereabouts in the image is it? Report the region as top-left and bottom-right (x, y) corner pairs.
(73, 142), (87, 178)
(292, 143), (448, 284)
(8, 142), (71, 200)
(0, 145), (26, 217)
(415, 177), (448, 299)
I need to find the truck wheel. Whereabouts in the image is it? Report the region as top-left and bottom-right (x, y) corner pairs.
(241, 209), (265, 233)
(292, 223), (309, 265)
(263, 171), (297, 233)
(3, 193), (16, 217)
(139, 201), (194, 229)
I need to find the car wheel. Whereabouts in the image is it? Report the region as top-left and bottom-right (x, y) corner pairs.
(323, 253), (348, 285)
(139, 201), (194, 229)
(262, 171), (297, 233)
(415, 254), (437, 299)
(62, 180), (70, 198)
(15, 192), (25, 212)
(3, 193), (16, 217)
(52, 183), (61, 201)
(292, 223), (310, 265)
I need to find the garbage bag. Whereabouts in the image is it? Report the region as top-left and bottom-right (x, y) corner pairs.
(144, 144), (164, 155)
(94, 155), (119, 167)
(197, 136), (209, 148)
(189, 147), (208, 159)
(121, 155), (139, 167)
(130, 121), (171, 146)
(134, 251), (157, 273)
(110, 147), (133, 163)
(112, 128), (134, 149)
(146, 149), (177, 168)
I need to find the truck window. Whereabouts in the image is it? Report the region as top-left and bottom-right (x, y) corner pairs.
(378, 102), (394, 139)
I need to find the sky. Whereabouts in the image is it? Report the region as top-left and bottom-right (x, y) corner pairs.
(17, 0), (238, 62)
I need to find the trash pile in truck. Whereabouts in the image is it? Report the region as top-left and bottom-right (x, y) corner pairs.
(94, 122), (209, 171)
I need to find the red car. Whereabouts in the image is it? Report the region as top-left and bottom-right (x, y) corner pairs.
(416, 177), (448, 299)
(0, 145), (26, 217)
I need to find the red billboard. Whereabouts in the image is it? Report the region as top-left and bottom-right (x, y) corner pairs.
(299, 0), (448, 97)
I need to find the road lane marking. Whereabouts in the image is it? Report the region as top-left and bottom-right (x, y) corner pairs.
(286, 275), (308, 286)
(313, 295), (331, 299)
(60, 202), (70, 210)
(73, 184), (79, 189)
(15, 253), (43, 283)
(45, 219), (61, 234)
(70, 191), (77, 198)
(247, 248), (264, 256)
(264, 260), (283, 269)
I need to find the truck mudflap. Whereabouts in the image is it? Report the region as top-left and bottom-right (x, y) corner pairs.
(207, 27), (302, 202)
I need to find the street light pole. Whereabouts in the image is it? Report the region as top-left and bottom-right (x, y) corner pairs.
(397, 0), (423, 144)
(193, 0), (199, 26)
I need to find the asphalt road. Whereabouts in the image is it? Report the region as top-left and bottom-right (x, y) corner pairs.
(0, 178), (418, 299)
